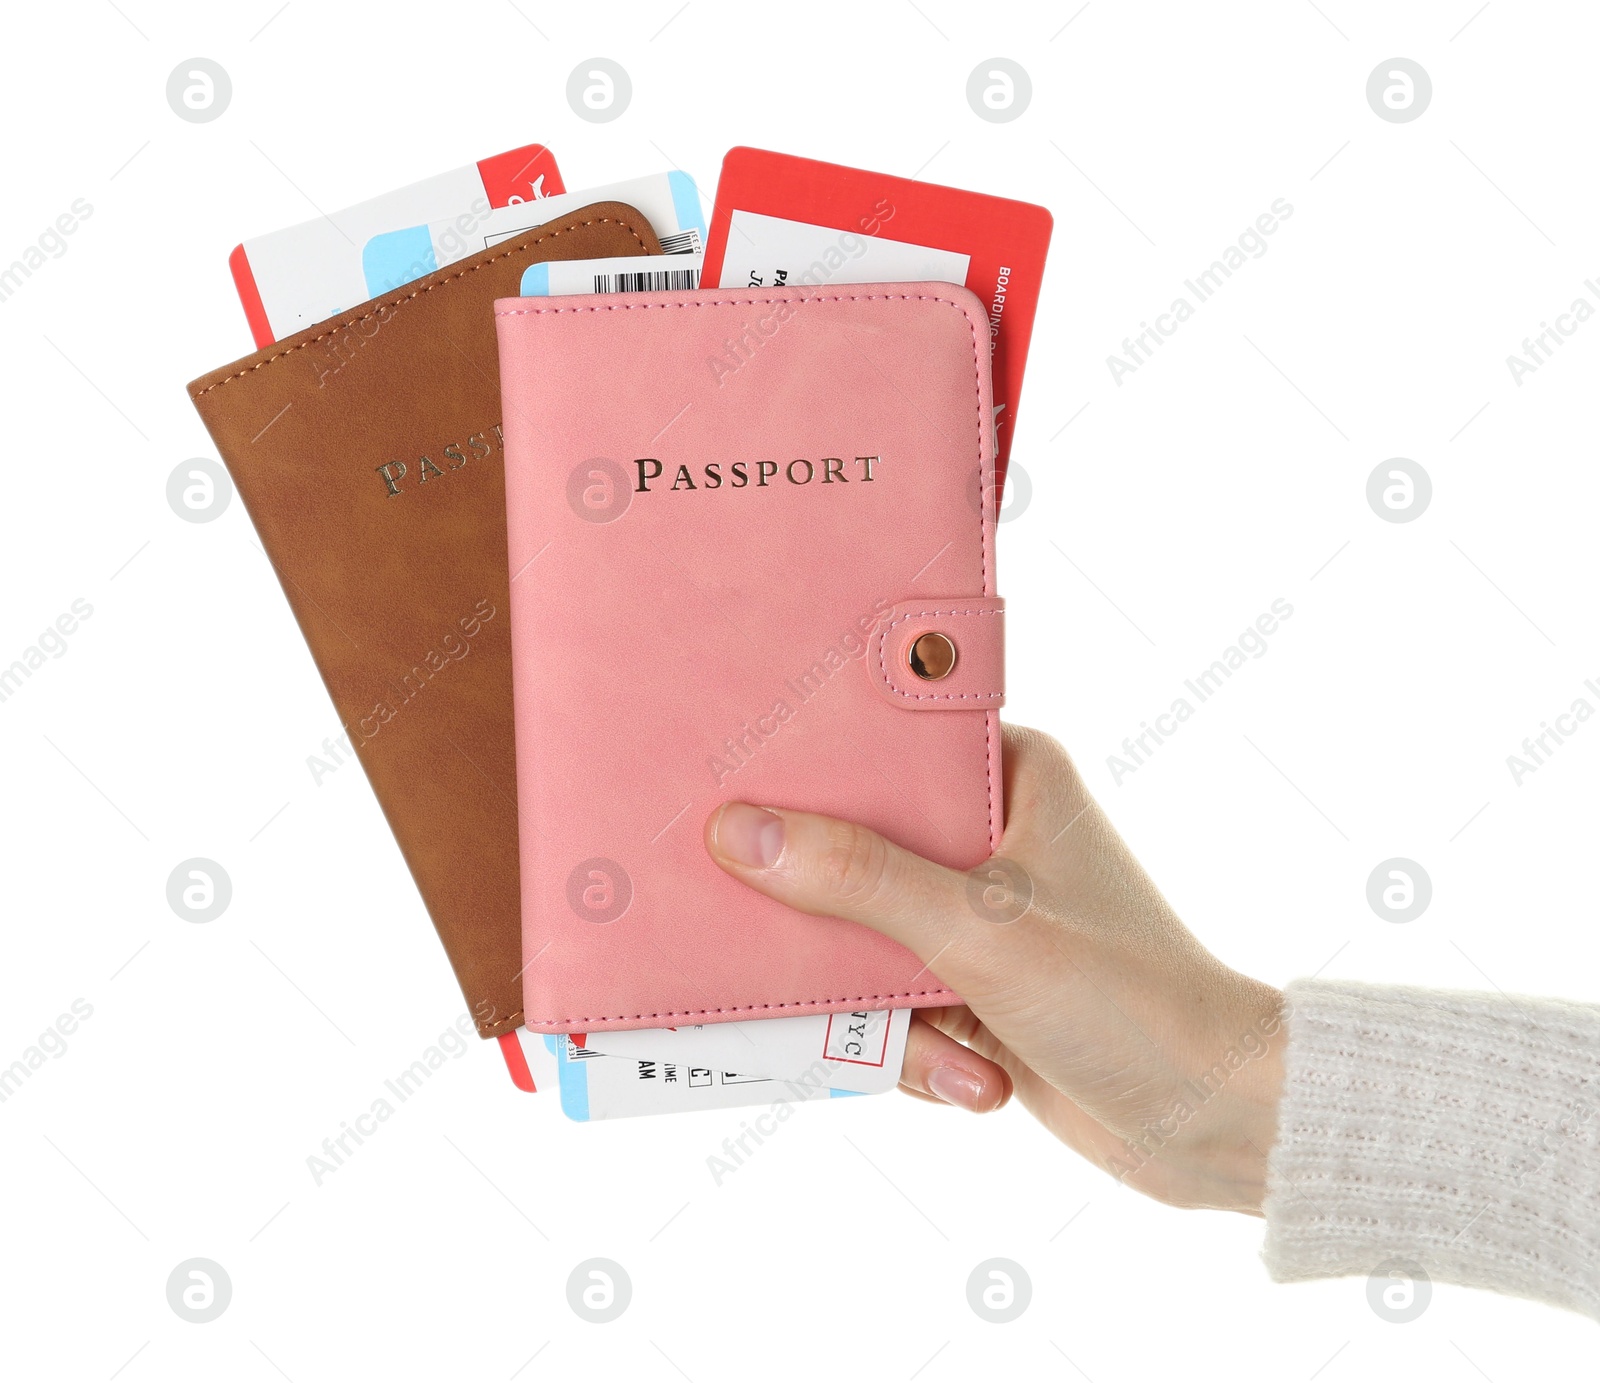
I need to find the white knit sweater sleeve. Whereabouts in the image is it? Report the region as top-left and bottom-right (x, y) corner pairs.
(1262, 977), (1600, 1321)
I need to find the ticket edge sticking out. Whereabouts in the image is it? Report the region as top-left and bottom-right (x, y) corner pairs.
(360, 170), (706, 298)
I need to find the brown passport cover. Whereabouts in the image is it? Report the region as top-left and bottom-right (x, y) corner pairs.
(187, 202), (663, 1037)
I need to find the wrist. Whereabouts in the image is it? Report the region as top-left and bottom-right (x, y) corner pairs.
(1114, 980), (1287, 1214)
(1186, 1000), (1286, 1215)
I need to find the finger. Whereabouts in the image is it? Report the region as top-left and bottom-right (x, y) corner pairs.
(915, 1003), (1007, 1064)
(898, 1013), (1011, 1113)
(704, 802), (1027, 999)
(997, 723), (1097, 860)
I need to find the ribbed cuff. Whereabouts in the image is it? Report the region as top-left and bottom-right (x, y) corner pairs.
(1262, 977), (1600, 1322)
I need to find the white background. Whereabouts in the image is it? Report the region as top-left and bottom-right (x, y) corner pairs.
(1, 0), (1595, 1377)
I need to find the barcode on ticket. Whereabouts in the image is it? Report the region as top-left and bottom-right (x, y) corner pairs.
(659, 228), (702, 255)
(592, 266), (702, 293)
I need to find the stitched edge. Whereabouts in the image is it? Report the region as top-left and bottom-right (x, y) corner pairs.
(873, 606), (1004, 702)
(189, 215), (652, 398)
(986, 688), (1003, 854)
(496, 291), (977, 317)
(479, 1010), (523, 1036)
(525, 987), (956, 1028)
(499, 289), (994, 1027)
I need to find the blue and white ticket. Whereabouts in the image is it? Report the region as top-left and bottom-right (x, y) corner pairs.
(579, 1008), (910, 1097)
(541, 1036), (857, 1122)
(362, 170), (704, 297)
(232, 142), (564, 344)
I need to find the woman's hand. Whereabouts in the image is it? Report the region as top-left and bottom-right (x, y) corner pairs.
(704, 724), (1286, 1214)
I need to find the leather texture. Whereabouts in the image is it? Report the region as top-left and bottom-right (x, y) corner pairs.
(495, 283), (1004, 1032)
(867, 599), (1006, 710)
(187, 203), (664, 1038)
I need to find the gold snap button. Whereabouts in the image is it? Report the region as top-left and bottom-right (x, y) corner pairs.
(908, 631), (957, 681)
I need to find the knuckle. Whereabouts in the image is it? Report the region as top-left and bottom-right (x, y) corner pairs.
(1019, 725), (1080, 785)
(1005, 725), (1093, 845)
(819, 820), (896, 909)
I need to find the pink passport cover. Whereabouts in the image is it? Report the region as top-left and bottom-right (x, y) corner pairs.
(495, 284), (1004, 1032)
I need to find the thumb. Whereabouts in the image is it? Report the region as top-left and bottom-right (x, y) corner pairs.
(704, 801), (1023, 999)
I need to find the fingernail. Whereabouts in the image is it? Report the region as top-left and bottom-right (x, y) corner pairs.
(713, 803), (785, 868)
(927, 1066), (987, 1111)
